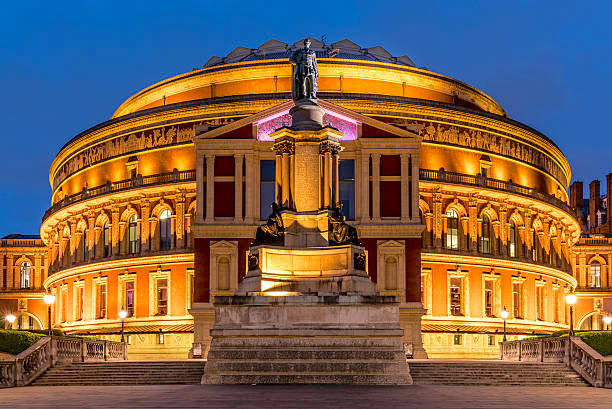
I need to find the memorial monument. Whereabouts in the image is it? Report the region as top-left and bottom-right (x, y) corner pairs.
(202, 39), (413, 384)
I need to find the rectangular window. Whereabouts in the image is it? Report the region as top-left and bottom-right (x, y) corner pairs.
(484, 280), (494, 318)
(97, 283), (107, 319)
(214, 156), (235, 177)
(453, 334), (462, 345)
(450, 278), (462, 316)
(75, 286), (84, 321)
(260, 160), (276, 220)
(380, 181), (401, 218)
(157, 279), (168, 315)
(512, 283), (522, 318)
(488, 335), (496, 346)
(126, 281), (135, 317)
(339, 160), (355, 220)
(536, 285), (544, 321)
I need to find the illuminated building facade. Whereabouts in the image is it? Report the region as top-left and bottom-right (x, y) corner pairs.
(569, 175), (612, 330)
(0, 235), (48, 330)
(34, 38), (581, 359)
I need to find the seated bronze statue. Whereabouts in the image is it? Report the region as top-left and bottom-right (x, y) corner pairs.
(252, 202), (284, 246)
(329, 203), (360, 246)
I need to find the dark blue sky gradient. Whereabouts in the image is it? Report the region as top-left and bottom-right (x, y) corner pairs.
(1, 1), (610, 235)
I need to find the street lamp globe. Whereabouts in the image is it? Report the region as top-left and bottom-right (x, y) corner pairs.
(500, 307), (509, 320)
(43, 294), (55, 305)
(604, 316), (612, 326)
(119, 309), (128, 320)
(6, 314), (16, 325)
(565, 293), (577, 305)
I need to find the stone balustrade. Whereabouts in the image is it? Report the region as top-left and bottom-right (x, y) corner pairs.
(0, 336), (127, 388)
(500, 336), (612, 388)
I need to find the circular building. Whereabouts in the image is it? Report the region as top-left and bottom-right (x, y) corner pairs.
(41, 38), (580, 359)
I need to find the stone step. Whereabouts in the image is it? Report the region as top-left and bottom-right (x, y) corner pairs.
(205, 360), (407, 374)
(207, 349), (404, 360)
(210, 338), (401, 349)
(202, 373), (412, 385)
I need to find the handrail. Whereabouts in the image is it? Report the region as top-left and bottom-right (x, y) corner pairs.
(0, 336), (127, 388)
(43, 168), (196, 222)
(420, 168), (576, 217)
(500, 336), (612, 388)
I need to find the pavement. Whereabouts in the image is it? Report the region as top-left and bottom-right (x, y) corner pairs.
(0, 384), (610, 409)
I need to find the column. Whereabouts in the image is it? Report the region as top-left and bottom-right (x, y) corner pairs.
(34, 254), (42, 289)
(360, 153), (370, 222)
(205, 154), (215, 223)
(578, 254), (587, 287)
(234, 153), (243, 222)
(87, 212), (95, 261)
(332, 150), (339, 206)
(281, 151), (290, 208)
(0, 256), (4, 288)
(111, 206), (120, 256)
(275, 154), (282, 205)
(468, 198), (478, 252)
(245, 153), (257, 224)
(170, 215), (176, 249)
(323, 150), (331, 208)
(411, 153), (420, 223)
(372, 153), (381, 221)
(196, 154), (205, 223)
(176, 194), (185, 248)
(141, 200), (150, 253)
(432, 192), (442, 249)
(69, 220), (77, 264)
(400, 153), (409, 222)
(7, 255), (14, 288)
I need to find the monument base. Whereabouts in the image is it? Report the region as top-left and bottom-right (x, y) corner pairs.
(202, 295), (412, 385)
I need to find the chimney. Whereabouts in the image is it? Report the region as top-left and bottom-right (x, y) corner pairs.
(570, 181), (584, 227)
(607, 173), (612, 232)
(589, 180), (601, 231)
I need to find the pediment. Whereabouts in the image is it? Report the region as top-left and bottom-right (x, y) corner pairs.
(258, 39), (288, 52)
(378, 239), (406, 249)
(210, 240), (238, 250)
(195, 99), (420, 142)
(331, 39), (361, 51)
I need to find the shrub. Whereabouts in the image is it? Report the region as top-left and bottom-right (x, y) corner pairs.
(576, 331), (612, 356)
(25, 329), (64, 337)
(0, 330), (44, 355)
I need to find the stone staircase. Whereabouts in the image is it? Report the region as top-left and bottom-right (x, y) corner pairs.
(203, 333), (411, 385)
(408, 360), (589, 386)
(31, 360), (206, 386)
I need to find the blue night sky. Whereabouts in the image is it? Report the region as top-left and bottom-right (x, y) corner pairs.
(0, 1), (610, 236)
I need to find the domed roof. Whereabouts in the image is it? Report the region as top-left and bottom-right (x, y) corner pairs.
(203, 37), (416, 68)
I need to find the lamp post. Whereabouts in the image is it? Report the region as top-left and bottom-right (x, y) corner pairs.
(119, 307), (127, 343)
(5, 314), (16, 329)
(604, 315), (612, 331)
(500, 306), (509, 342)
(43, 294), (56, 337)
(565, 293), (577, 336)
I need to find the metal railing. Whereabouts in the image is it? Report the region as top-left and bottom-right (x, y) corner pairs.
(420, 168), (575, 217)
(500, 336), (612, 388)
(43, 169), (196, 221)
(0, 239), (45, 247)
(0, 336), (127, 387)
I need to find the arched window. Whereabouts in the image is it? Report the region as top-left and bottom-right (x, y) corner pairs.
(589, 261), (602, 288)
(159, 210), (172, 250)
(20, 261), (31, 289)
(508, 222), (517, 257)
(103, 222), (111, 257)
(385, 256), (398, 289)
(446, 209), (459, 250)
(480, 215), (491, 254)
(128, 215), (138, 254)
(217, 257), (230, 290)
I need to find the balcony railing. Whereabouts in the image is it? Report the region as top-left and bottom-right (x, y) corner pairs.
(575, 236), (612, 246)
(43, 169), (196, 222)
(419, 168), (575, 216)
(0, 239), (45, 248)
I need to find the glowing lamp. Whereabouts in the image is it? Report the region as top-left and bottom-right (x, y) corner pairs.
(565, 294), (577, 305)
(43, 294), (56, 305)
(604, 316), (612, 325)
(500, 307), (509, 320)
(118, 309), (128, 320)
(6, 314), (16, 324)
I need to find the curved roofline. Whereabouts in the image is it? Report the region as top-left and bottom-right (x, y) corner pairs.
(51, 92), (567, 185)
(111, 58), (506, 119)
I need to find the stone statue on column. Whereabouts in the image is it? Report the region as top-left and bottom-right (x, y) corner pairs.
(290, 39), (318, 101)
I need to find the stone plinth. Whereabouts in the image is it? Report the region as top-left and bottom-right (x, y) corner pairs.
(202, 295), (412, 385)
(239, 244), (375, 295)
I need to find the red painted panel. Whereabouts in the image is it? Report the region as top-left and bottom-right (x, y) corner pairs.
(380, 181), (401, 218)
(238, 239), (252, 283)
(380, 155), (401, 176)
(361, 123), (396, 138)
(214, 156), (235, 177)
(193, 238), (210, 303)
(214, 182), (235, 217)
(218, 124), (253, 139)
(405, 238), (422, 302)
(360, 238), (378, 283)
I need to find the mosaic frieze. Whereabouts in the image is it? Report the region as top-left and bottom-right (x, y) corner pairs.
(53, 123), (199, 190)
(256, 113), (357, 141)
(406, 120), (567, 187)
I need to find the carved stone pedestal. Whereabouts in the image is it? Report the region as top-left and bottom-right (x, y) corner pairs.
(202, 295), (412, 385)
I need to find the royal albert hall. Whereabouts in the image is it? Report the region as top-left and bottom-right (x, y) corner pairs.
(39, 38), (580, 359)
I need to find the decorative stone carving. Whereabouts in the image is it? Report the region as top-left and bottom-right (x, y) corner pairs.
(290, 39), (318, 101)
(252, 203), (284, 246)
(328, 204), (360, 246)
